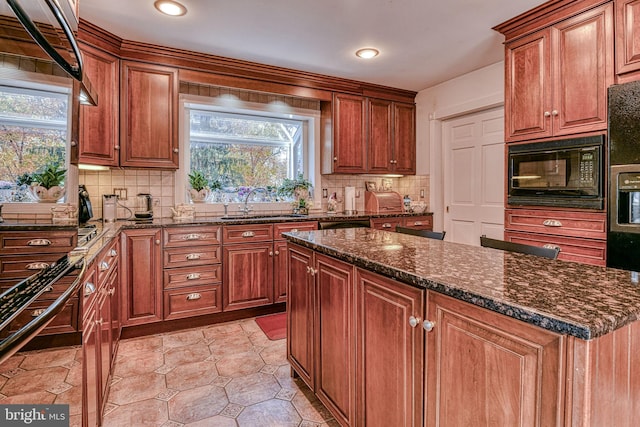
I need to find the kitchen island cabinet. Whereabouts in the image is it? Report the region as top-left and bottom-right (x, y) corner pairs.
(285, 228), (640, 426)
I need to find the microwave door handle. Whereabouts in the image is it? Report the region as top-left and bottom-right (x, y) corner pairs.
(6, 0), (82, 81)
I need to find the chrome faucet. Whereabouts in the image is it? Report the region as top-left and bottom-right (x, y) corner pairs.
(239, 187), (266, 216)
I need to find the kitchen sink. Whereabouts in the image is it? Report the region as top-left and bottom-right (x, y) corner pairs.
(219, 213), (308, 220)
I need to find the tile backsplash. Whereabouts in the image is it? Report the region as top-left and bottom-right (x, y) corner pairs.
(79, 169), (429, 220)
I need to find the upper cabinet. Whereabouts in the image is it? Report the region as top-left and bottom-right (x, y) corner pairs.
(78, 44), (119, 167)
(502, 2), (614, 142)
(616, 0), (640, 77)
(120, 61), (179, 169)
(324, 94), (416, 175)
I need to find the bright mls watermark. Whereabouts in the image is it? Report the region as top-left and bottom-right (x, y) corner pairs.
(0, 405), (69, 426)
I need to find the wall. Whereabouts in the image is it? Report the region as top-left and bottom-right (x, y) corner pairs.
(415, 61), (505, 230)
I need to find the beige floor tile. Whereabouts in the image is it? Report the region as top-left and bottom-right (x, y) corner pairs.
(165, 360), (219, 391)
(225, 372), (281, 406)
(215, 350), (265, 378)
(167, 384), (228, 424)
(19, 347), (77, 370)
(236, 399), (301, 426)
(112, 348), (164, 377)
(108, 372), (166, 406)
(1, 366), (69, 396)
(162, 329), (205, 349)
(102, 398), (169, 427)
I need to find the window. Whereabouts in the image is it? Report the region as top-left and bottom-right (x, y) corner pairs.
(186, 105), (312, 203)
(0, 83), (70, 203)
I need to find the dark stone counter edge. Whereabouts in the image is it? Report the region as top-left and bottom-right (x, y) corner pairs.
(283, 234), (599, 340)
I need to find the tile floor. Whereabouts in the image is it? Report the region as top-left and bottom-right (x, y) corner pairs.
(0, 317), (337, 427)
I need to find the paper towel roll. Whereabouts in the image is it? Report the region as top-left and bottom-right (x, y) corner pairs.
(344, 186), (355, 212)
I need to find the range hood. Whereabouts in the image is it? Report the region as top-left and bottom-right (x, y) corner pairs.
(3, 0), (97, 106)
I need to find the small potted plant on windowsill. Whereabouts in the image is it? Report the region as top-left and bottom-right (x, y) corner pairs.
(278, 173), (313, 214)
(188, 170), (211, 203)
(29, 165), (66, 203)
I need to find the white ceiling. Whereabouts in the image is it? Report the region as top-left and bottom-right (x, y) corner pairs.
(80, 0), (544, 92)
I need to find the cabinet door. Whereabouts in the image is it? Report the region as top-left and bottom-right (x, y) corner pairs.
(315, 253), (355, 427)
(82, 301), (99, 427)
(425, 293), (565, 427)
(106, 266), (120, 364)
(273, 240), (288, 303)
(223, 242), (274, 311)
(368, 98), (393, 174)
(393, 102), (416, 174)
(287, 244), (314, 389)
(78, 44), (119, 167)
(97, 289), (111, 398)
(616, 0), (640, 76)
(355, 269), (424, 427)
(505, 29), (553, 141)
(120, 228), (163, 326)
(120, 61), (178, 168)
(553, 3), (613, 136)
(333, 93), (367, 173)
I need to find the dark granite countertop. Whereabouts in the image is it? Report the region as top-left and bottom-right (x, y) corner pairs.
(283, 228), (640, 340)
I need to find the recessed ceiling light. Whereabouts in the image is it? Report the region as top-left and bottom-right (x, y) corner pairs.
(355, 48), (380, 59)
(154, 0), (187, 16)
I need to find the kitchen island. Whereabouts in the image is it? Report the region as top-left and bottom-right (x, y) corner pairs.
(284, 228), (640, 427)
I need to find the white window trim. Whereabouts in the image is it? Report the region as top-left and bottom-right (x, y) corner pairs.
(178, 93), (321, 214)
(0, 71), (76, 216)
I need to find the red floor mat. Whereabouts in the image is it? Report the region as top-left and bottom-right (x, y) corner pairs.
(255, 312), (287, 340)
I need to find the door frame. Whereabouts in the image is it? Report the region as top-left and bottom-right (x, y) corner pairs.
(428, 93), (504, 236)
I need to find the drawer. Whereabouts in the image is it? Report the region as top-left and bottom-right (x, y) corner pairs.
(163, 226), (221, 248)
(163, 246), (222, 268)
(274, 221), (318, 240)
(96, 239), (119, 285)
(164, 265), (222, 289)
(403, 216), (433, 229)
(504, 231), (606, 266)
(0, 230), (76, 254)
(9, 297), (79, 335)
(370, 217), (404, 231)
(505, 209), (606, 240)
(223, 224), (273, 243)
(0, 253), (66, 279)
(163, 285), (222, 320)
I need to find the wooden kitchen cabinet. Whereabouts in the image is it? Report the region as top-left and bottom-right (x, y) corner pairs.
(424, 292), (565, 427)
(331, 93), (367, 173)
(370, 215), (432, 231)
(120, 228), (163, 326)
(120, 61), (179, 169)
(77, 44), (119, 167)
(615, 0), (640, 77)
(273, 221), (317, 303)
(355, 269), (424, 427)
(502, 2), (614, 142)
(368, 100), (416, 175)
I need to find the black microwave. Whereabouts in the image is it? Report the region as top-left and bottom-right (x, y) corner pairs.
(507, 135), (605, 209)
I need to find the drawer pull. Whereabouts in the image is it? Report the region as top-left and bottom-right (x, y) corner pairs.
(186, 253), (201, 260)
(108, 288), (116, 296)
(26, 262), (50, 270)
(109, 249), (118, 257)
(84, 282), (96, 297)
(242, 231), (255, 238)
(291, 228), (299, 233)
(413, 221), (423, 226)
(382, 223), (392, 228)
(27, 239), (51, 246)
(99, 261), (110, 271)
(31, 309), (45, 317)
(543, 219), (562, 227)
(184, 233), (202, 241)
(186, 293), (202, 301)
(186, 273), (201, 280)
(44, 285), (53, 292)
(542, 244), (561, 251)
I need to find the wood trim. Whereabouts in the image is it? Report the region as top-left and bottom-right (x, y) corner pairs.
(493, 0), (611, 42)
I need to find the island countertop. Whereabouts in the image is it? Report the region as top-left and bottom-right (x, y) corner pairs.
(283, 228), (640, 340)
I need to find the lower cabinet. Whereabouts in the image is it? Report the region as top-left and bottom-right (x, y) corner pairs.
(370, 215), (433, 231)
(82, 267), (99, 427)
(120, 228), (163, 325)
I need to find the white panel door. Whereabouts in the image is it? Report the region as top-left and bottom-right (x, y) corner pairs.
(443, 108), (504, 245)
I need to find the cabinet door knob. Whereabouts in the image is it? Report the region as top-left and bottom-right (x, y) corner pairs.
(408, 316), (421, 328)
(114, 145), (120, 150)
(275, 250), (280, 256)
(70, 140), (77, 146)
(155, 239), (161, 245)
(551, 110), (558, 116)
(108, 288), (116, 296)
(333, 157), (338, 161)
(186, 293), (202, 301)
(173, 148), (179, 153)
(422, 320), (436, 332)
(544, 111), (551, 117)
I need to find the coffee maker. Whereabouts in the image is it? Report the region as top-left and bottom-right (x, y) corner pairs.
(78, 185), (93, 224)
(135, 193), (153, 220)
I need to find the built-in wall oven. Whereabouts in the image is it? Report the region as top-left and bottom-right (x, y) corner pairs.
(507, 135), (605, 209)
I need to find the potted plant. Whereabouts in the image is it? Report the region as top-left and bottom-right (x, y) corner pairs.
(188, 170), (211, 202)
(30, 165), (66, 202)
(278, 173), (313, 214)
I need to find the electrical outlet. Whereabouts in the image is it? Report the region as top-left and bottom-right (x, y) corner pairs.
(114, 188), (128, 200)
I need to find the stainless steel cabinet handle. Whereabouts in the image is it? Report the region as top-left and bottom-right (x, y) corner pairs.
(84, 282), (96, 297)
(27, 239), (51, 246)
(31, 309), (45, 317)
(186, 273), (201, 280)
(542, 219), (562, 227)
(422, 320), (436, 332)
(242, 231), (255, 238)
(99, 261), (110, 271)
(408, 315), (421, 328)
(186, 293), (201, 301)
(184, 234), (202, 240)
(186, 253), (201, 260)
(26, 262), (50, 270)
(109, 249), (117, 257)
